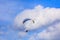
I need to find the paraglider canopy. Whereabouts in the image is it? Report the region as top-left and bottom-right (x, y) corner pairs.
(23, 18), (35, 24)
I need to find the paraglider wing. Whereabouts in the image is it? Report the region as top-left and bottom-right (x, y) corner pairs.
(23, 18), (35, 24)
(23, 19), (31, 24)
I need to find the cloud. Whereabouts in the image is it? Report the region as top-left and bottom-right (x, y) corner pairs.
(28, 23), (60, 40)
(14, 5), (60, 31)
(13, 5), (60, 40)
(37, 23), (60, 40)
(29, 36), (36, 40)
(28, 33), (38, 40)
(18, 31), (27, 38)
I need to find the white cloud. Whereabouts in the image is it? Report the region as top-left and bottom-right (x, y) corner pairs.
(36, 23), (60, 40)
(28, 33), (38, 40)
(28, 23), (60, 40)
(29, 36), (36, 40)
(14, 5), (60, 31)
(18, 31), (27, 38)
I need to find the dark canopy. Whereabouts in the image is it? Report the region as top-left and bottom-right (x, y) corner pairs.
(23, 18), (35, 24)
(23, 19), (31, 24)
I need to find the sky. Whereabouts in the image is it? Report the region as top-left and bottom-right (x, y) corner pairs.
(0, 0), (60, 40)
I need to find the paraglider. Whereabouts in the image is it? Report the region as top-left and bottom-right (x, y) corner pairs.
(23, 18), (35, 32)
(25, 30), (28, 32)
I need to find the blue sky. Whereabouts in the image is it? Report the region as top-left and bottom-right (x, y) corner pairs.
(0, 0), (60, 40)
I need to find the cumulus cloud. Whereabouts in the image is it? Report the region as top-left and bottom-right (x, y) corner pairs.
(28, 23), (60, 40)
(14, 5), (60, 31)
(13, 5), (60, 40)
(36, 23), (60, 40)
